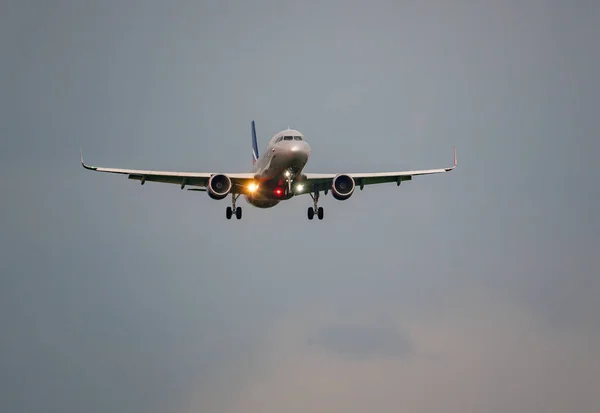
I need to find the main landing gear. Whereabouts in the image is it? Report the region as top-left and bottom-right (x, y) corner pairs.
(226, 192), (242, 220)
(308, 186), (324, 220)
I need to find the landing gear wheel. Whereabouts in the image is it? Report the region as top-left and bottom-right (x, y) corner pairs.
(308, 185), (322, 221)
(227, 192), (241, 220)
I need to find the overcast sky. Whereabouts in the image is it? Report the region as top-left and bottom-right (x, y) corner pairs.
(1, 1), (599, 412)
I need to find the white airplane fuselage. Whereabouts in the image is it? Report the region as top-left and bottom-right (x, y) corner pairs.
(245, 129), (311, 208)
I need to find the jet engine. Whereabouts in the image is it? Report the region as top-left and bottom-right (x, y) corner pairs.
(331, 174), (355, 200)
(207, 174), (232, 200)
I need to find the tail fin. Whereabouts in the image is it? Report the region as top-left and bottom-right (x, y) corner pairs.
(251, 120), (259, 165)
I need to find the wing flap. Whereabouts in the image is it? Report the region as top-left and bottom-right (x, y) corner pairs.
(127, 173), (208, 186)
(81, 151), (254, 188)
(302, 147), (456, 193)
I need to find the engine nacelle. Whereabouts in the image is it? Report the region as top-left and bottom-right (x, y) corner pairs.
(331, 174), (355, 201)
(207, 174), (232, 200)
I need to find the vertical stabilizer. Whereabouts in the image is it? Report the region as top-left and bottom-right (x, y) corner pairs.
(251, 120), (259, 165)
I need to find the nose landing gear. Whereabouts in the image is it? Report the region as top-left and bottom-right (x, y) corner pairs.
(284, 169), (295, 195)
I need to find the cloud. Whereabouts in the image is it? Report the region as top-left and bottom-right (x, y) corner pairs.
(195, 287), (600, 413)
(314, 323), (414, 360)
(3, 1), (600, 413)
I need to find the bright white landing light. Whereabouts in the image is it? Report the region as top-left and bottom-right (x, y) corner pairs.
(248, 183), (258, 192)
(285, 170), (291, 177)
(296, 184), (304, 192)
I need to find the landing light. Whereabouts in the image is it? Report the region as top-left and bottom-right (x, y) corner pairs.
(284, 170), (291, 177)
(248, 182), (258, 192)
(296, 184), (304, 192)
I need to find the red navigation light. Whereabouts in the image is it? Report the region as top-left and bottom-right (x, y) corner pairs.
(274, 188), (283, 196)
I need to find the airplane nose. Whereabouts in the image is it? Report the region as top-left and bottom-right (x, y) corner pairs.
(299, 143), (311, 160)
(290, 142), (310, 157)
(280, 141), (310, 165)
(296, 141), (310, 153)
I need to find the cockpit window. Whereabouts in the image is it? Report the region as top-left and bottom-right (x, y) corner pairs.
(275, 135), (302, 143)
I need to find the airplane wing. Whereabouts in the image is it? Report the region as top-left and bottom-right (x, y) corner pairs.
(302, 147), (457, 193)
(80, 151), (255, 191)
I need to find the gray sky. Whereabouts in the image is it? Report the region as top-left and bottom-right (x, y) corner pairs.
(1, 0), (600, 412)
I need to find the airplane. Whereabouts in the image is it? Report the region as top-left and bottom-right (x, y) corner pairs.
(81, 121), (457, 220)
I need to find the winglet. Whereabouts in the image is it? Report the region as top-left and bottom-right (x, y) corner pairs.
(445, 147), (457, 172)
(453, 146), (457, 167)
(80, 149), (97, 170)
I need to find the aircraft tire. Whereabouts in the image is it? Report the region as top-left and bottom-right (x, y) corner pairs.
(317, 207), (324, 220)
(307, 207), (314, 220)
(226, 206), (232, 219)
(235, 206), (242, 219)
